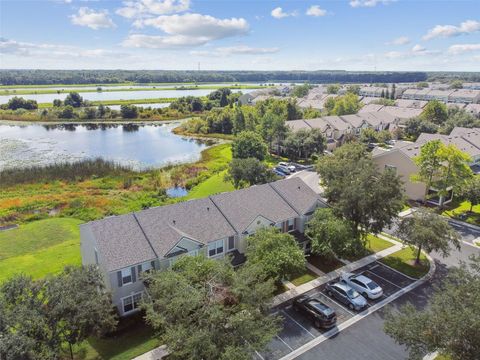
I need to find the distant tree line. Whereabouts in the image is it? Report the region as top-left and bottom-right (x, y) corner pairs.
(0, 69), (429, 86)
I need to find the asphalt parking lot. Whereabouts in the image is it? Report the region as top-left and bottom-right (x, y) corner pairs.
(255, 261), (416, 360)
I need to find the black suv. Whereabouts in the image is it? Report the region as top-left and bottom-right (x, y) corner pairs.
(292, 295), (337, 329)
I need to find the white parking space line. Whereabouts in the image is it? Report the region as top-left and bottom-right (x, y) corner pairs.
(255, 350), (265, 360)
(320, 292), (356, 316)
(281, 310), (315, 339)
(276, 335), (294, 351)
(364, 270), (403, 290)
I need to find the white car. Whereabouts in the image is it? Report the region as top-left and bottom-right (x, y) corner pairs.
(340, 273), (383, 300)
(279, 162), (296, 173)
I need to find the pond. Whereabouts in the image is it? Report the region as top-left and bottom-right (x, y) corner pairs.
(0, 88), (256, 104)
(0, 122), (212, 170)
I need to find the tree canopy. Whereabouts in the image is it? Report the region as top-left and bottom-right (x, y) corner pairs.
(245, 227), (306, 282)
(227, 157), (276, 188)
(142, 255), (280, 360)
(306, 208), (360, 259)
(395, 208), (460, 264)
(384, 255), (480, 360)
(0, 266), (117, 360)
(231, 131), (268, 161)
(317, 142), (404, 239)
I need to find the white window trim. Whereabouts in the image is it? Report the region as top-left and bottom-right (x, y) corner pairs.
(121, 292), (143, 315)
(121, 268), (133, 286)
(208, 239), (225, 258)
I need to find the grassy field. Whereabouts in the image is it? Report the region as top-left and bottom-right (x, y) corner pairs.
(185, 170), (234, 200)
(442, 199), (480, 226)
(366, 234), (395, 253)
(0, 143), (232, 226)
(289, 269), (318, 286)
(0, 84), (266, 96)
(0, 218), (82, 282)
(380, 247), (430, 278)
(38, 97), (177, 108)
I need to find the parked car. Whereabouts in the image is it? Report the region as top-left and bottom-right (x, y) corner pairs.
(273, 169), (286, 177)
(276, 165), (291, 175)
(325, 282), (367, 311)
(279, 162), (296, 173)
(340, 273), (383, 300)
(292, 295), (337, 329)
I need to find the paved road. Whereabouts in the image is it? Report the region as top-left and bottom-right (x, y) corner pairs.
(294, 242), (478, 360)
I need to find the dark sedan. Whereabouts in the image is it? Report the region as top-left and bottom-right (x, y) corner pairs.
(292, 295), (337, 329)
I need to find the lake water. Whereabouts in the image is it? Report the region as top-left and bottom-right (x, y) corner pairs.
(0, 88), (257, 104)
(0, 122), (211, 170)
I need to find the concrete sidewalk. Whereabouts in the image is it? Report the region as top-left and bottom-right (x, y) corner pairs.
(272, 238), (403, 306)
(132, 345), (169, 360)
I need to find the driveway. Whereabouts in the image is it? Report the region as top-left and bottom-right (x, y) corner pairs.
(255, 261), (417, 360)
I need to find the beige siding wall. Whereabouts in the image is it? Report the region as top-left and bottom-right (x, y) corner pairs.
(373, 151), (427, 201)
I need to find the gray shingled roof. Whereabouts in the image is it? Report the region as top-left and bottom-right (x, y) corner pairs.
(134, 197), (237, 258)
(81, 214), (157, 272)
(83, 178), (319, 271)
(210, 181), (299, 233)
(270, 177), (325, 215)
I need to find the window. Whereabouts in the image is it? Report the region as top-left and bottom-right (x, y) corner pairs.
(287, 218), (295, 232)
(228, 236), (235, 251)
(121, 268), (132, 285)
(208, 239), (224, 257)
(123, 296), (133, 313)
(122, 292), (142, 314)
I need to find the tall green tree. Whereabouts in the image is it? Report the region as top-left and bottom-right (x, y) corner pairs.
(434, 144), (473, 206)
(245, 227), (306, 282)
(384, 256), (480, 360)
(317, 142), (404, 239)
(421, 100), (448, 125)
(306, 208), (360, 259)
(459, 176), (480, 212)
(411, 140), (444, 202)
(64, 92), (84, 108)
(283, 128), (325, 160)
(227, 157), (276, 188)
(0, 266), (116, 360)
(142, 256), (280, 360)
(395, 208), (460, 264)
(231, 131), (268, 160)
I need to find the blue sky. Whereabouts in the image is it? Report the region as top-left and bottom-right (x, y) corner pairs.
(1, 0), (479, 71)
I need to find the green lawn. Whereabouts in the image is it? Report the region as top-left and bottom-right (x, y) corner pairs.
(366, 234), (395, 253)
(346, 234), (394, 261)
(0, 218), (82, 282)
(380, 247), (430, 279)
(289, 269), (318, 286)
(74, 316), (159, 360)
(442, 199), (480, 226)
(185, 170), (234, 200)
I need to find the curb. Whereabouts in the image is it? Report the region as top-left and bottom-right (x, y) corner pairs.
(279, 252), (436, 360)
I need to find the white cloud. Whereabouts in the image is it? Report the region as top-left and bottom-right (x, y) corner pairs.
(70, 7), (115, 29)
(384, 44), (438, 59)
(116, 0), (190, 19)
(423, 20), (480, 40)
(448, 43), (480, 54)
(306, 5), (326, 17)
(271, 7), (291, 19)
(386, 36), (410, 45)
(122, 34), (210, 48)
(125, 13), (249, 48)
(411, 44), (426, 53)
(0, 38), (126, 59)
(191, 45), (279, 57)
(350, 0), (394, 8)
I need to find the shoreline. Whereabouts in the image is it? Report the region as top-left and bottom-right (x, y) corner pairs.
(0, 118), (191, 126)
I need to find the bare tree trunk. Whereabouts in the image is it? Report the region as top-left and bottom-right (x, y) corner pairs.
(415, 245), (422, 265)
